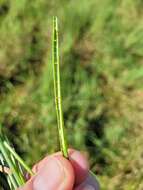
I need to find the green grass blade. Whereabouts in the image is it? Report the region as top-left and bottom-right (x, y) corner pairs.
(7, 174), (18, 190)
(3, 141), (34, 176)
(52, 16), (68, 158)
(0, 140), (22, 187)
(0, 125), (28, 188)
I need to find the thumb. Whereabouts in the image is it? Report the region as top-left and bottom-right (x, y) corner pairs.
(18, 155), (75, 190)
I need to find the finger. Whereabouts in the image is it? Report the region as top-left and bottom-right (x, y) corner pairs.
(74, 174), (100, 190)
(48, 149), (89, 185)
(18, 156), (75, 190)
(68, 149), (89, 185)
(32, 149), (89, 186)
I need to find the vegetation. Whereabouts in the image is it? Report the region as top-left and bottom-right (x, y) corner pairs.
(52, 16), (68, 158)
(0, 124), (33, 189)
(0, 0), (143, 189)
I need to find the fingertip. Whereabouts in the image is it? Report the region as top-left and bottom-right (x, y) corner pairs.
(68, 149), (89, 185)
(53, 155), (75, 189)
(19, 156), (75, 190)
(33, 155), (74, 190)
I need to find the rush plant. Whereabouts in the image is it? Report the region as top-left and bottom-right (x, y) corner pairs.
(52, 16), (68, 158)
(52, 16), (97, 180)
(0, 16), (96, 189)
(0, 125), (33, 189)
(0, 16), (69, 190)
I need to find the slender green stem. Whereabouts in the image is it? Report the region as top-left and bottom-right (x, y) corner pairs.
(7, 174), (18, 190)
(4, 141), (34, 176)
(51, 17), (98, 181)
(0, 141), (22, 187)
(52, 16), (68, 158)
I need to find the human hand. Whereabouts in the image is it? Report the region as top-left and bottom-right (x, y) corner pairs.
(18, 149), (99, 190)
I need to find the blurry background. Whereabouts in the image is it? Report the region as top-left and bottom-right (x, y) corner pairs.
(0, 0), (143, 189)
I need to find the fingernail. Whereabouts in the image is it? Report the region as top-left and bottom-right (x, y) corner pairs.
(33, 157), (65, 189)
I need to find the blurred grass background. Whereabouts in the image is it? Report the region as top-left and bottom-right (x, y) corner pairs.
(0, 0), (143, 189)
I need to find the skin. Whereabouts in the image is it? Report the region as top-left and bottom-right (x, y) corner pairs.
(18, 149), (99, 190)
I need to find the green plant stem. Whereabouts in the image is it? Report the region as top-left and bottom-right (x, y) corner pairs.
(51, 17), (98, 181)
(52, 16), (68, 158)
(7, 174), (18, 190)
(0, 141), (22, 187)
(4, 141), (34, 176)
